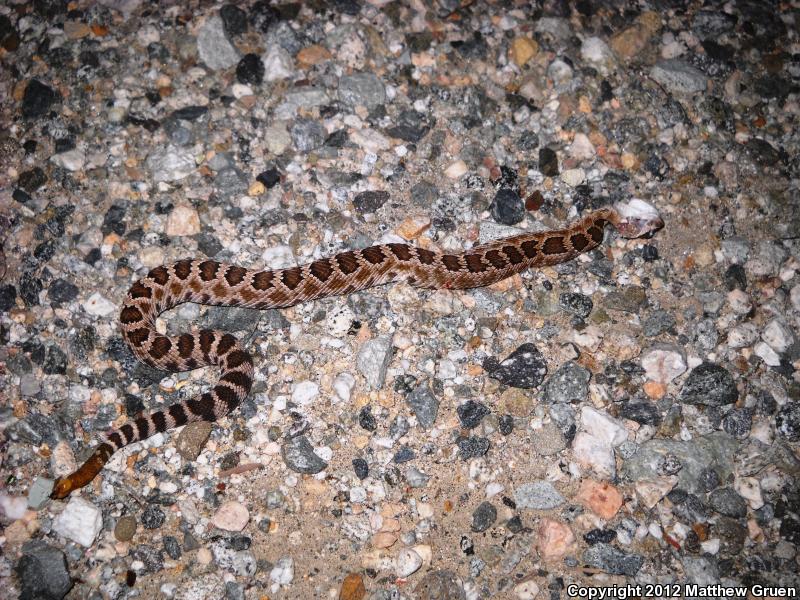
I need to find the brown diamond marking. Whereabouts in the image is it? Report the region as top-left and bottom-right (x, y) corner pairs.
(216, 333), (237, 356)
(465, 253), (487, 272)
(199, 330), (216, 355)
(178, 333), (195, 358)
(336, 251), (360, 275)
(309, 259), (333, 282)
(213, 385), (238, 410)
(199, 260), (220, 282)
(152, 411), (167, 432)
(502, 245), (525, 265)
(225, 350), (252, 369)
(129, 281), (152, 299)
(225, 265), (247, 286)
(588, 226), (604, 244)
(388, 244), (412, 261)
(252, 271), (274, 290)
(169, 403), (188, 426)
(542, 236), (567, 255)
(442, 255), (462, 272)
(126, 327), (150, 347)
(150, 336), (172, 360)
(147, 266), (169, 285)
(281, 267), (303, 290)
(361, 246), (386, 264)
(221, 370), (252, 390)
(174, 260), (192, 280)
(485, 250), (507, 269)
(416, 248), (435, 264)
(521, 240), (538, 258)
(570, 233), (589, 251)
(120, 305), (143, 325)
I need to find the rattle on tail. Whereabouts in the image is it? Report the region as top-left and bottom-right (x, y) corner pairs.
(50, 200), (663, 499)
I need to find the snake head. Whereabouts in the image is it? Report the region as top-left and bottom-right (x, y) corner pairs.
(612, 199), (664, 238)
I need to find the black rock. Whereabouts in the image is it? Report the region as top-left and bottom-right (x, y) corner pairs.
(102, 204), (127, 236)
(457, 400), (490, 429)
(458, 436), (489, 460)
(708, 487), (747, 519)
(498, 414), (514, 435)
(776, 403), (800, 442)
(679, 362), (738, 407)
(281, 435), (328, 474)
(256, 168), (280, 188)
(16, 540), (72, 600)
(220, 4), (248, 36)
(698, 467), (721, 492)
(559, 292), (593, 319)
(131, 545), (164, 574)
(642, 310), (676, 337)
(539, 147), (559, 176)
(0, 284), (17, 311)
(584, 528), (616, 545)
(48, 279), (79, 304)
(358, 405), (377, 431)
(721, 407), (752, 438)
(34, 239), (56, 263)
(484, 343), (547, 389)
(142, 505), (166, 529)
(406, 381), (439, 429)
(42, 345), (67, 375)
(13, 188), (31, 203)
(250, 0), (281, 32)
(489, 188), (525, 225)
(582, 543), (643, 576)
(619, 401), (661, 426)
(0, 14), (20, 51)
(172, 105), (208, 121)
(236, 53), (264, 85)
(353, 190), (390, 214)
(22, 79), (61, 118)
(393, 445), (415, 463)
(18, 167), (47, 193)
(452, 32), (488, 60)
(163, 536), (182, 559)
(352, 457), (369, 479)
(724, 264), (746, 291)
(471, 501), (497, 532)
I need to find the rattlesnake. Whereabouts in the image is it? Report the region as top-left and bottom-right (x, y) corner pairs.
(50, 200), (663, 499)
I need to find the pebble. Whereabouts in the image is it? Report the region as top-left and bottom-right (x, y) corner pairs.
(263, 46), (294, 81)
(142, 505), (166, 529)
(679, 362), (738, 406)
(457, 400), (490, 429)
(414, 570), (465, 600)
(489, 188), (525, 225)
(236, 53), (264, 85)
(444, 160), (468, 179)
(292, 380), (319, 405)
(15, 541), (72, 600)
(560, 168), (585, 187)
(212, 501), (250, 531)
(471, 501), (497, 532)
(538, 147), (559, 176)
(543, 361), (590, 404)
(270, 557), (295, 586)
(583, 543), (644, 576)
(572, 432), (616, 479)
(762, 319), (794, 354)
(83, 292), (117, 317)
(484, 343), (547, 389)
(641, 345), (687, 384)
(338, 72), (386, 108)
(510, 37), (538, 67)
(176, 421), (213, 460)
(146, 146), (196, 182)
(356, 336), (393, 390)
(115, 515), (137, 542)
(513, 581), (540, 600)
(197, 15), (240, 70)
(776, 403), (800, 442)
(405, 381), (439, 429)
(22, 79), (61, 118)
(537, 518), (575, 561)
(50, 149), (85, 172)
(339, 573), (366, 600)
(708, 487), (747, 518)
(395, 548), (423, 577)
(458, 436), (489, 460)
(581, 37), (616, 75)
(513, 481), (565, 510)
(27, 477), (54, 510)
(635, 476), (678, 508)
(165, 204), (201, 236)
(281, 435), (328, 474)
(53, 496), (103, 547)
(577, 480), (623, 520)
(580, 406), (628, 446)
(650, 59), (708, 94)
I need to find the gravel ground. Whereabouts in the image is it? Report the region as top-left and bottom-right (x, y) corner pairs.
(1, 1), (799, 599)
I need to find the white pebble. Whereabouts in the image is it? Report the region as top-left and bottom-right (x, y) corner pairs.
(762, 319), (794, 354)
(212, 501), (249, 531)
(165, 204), (201, 236)
(263, 46), (294, 82)
(0, 493), (28, 520)
(351, 128), (390, 153)
(327, 305), (356, 337)
(568, 133), (595, 160)
(560, 168), (585, 187)
(333, 372), (356, 403)
(580, 37), (616, 74)
(641, 346), (687, 384)
(444, 160), (468, 179)
(262, 245), (296, 269)
(395, 548), (423, 577)
(50, 148), (86, 171)
(572, 432), (615, 479)
(270, 557), (295, 585)
(580, 406), (628, 446)
(734, 477), (764, 510)
(727, 323), (758, 348)
(53, 496), (103, 547)
(291, 380), (319, 405)
(754, 342), (781, 366)
(726, 289), (753, 315)
(83, 292), (117, 317)
(513, 580), (540, 600)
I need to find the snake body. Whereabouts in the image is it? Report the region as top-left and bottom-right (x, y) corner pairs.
(51, 203), (663, 498)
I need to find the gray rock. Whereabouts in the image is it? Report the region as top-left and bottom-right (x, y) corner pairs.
(405, 466), (430, 488)
(513, 481), (565, 509)
(530, 422), (567, 456)
(176, 421), (213, 460)
(214, 167), (248, 199)
(356, 336), (393, 390)
(338, 72), (386, 108)
(471, 501), (497, 532)
(28, 477), (54, 510)
(146, 145), (195, 182)
(708, 487), (747, 518)
(406, 381), (439, 429)
(290, 118), (326, 152)
(679, 362), (738, 406)
(621, 432), (738, 494)
(16, 540), (72, 600)
(281, 435), (328, 474)
(413, 569), (465, 600)
(582, 543), (644, 576)
(543, 361), (591, 404)
(197, 15), (240, 70)
(650, 59), (708, 94)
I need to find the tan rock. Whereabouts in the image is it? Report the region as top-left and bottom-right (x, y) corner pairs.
(510, 37), (539, 67)
(576, 479), (623, 520)
(340, 573), (366, 600)
(297, 44), (332, 67)
(165, 204), (201, 236)
(537, 518), (575, 561)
